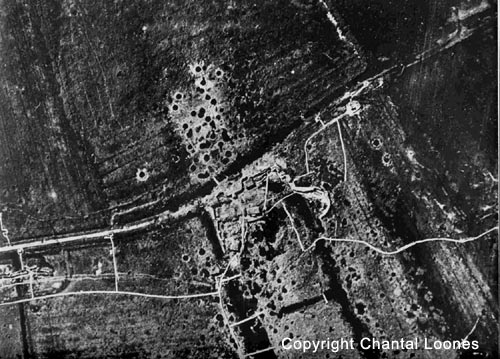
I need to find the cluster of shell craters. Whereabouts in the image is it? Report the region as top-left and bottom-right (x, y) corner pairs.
(168, 62), (245, 182)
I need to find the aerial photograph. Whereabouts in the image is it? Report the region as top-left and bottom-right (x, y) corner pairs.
(0, 0), (497, 358)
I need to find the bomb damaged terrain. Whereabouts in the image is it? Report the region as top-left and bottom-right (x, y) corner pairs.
(0, 0), (497, 358)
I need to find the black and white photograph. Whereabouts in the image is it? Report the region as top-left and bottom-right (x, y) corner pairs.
(0, 0), (498, 358)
